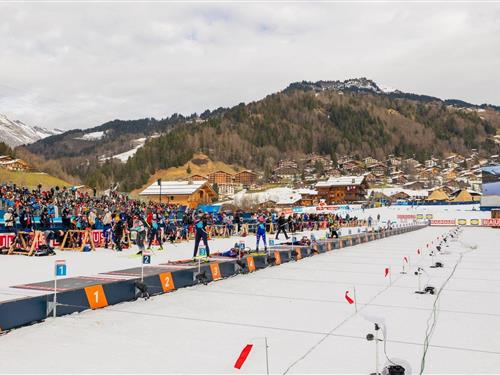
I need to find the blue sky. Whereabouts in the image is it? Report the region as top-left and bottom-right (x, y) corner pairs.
(1, 2), (499, 130)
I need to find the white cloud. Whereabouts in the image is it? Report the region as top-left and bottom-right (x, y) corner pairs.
(0, 3), (499, 130)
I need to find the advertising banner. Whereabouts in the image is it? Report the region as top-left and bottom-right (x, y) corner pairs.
(481, 166), (500, 209)
(0, 230), (104, 248)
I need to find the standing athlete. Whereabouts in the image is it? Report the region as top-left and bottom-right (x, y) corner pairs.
(193, 212), (210, 258)
(256, 215), (267, 252)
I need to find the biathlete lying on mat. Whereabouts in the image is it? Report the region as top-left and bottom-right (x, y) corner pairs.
(285, 236), (311, 246)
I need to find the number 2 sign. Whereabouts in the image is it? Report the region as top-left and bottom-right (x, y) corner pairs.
(159, 272), (175, 292)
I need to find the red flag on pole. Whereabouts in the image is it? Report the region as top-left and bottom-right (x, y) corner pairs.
(345, 290), (354, 304)
(234, 344), (253, 369)
(404, 256), (408, 263)
(384, 267), (390, 277)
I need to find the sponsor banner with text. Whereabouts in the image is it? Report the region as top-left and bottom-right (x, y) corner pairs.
(0, 230), (105, 249)
(397, 214), (417, 220)
(430, 218), (500, 226)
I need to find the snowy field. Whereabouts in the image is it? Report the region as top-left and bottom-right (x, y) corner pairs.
(1, 224), (500, 374)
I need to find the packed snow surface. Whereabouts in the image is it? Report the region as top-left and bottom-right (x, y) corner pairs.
(75, 131), (105, 141)
(100, 137), (147, 163)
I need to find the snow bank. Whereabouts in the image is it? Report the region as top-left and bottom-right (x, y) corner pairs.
(75, 131), (105, 141)
(100, 137), (147, 163)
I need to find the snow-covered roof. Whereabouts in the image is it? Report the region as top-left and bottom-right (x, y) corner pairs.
(467, 189), (482, 195)
(0, 159), (25, 165)
(294, 188), (318, 196)
(368, 187), (429, 198)
(140, 180), (207, 196)
(402, 181), (423, 187)
(232, 187), (303, 206)
(276, 195), (302, 205)
(315, 176), (365, 188)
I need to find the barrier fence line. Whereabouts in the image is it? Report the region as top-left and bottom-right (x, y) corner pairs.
(1, 221), (420, 250)
(0, 225), (426, 332)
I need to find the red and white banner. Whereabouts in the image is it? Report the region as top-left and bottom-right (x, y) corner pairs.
(91, 230), (105, 246)
(430, 219), (458, 226)
(0, 233), (15, 248)
(0, 230), (105, 248)
(430, 218), (500, 227)
(397, 214), (417, 219)
(482, 219), (500, 226)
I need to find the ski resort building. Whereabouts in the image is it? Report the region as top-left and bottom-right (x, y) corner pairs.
(0, 156), (30, 171)
(315, 175), (369, 203)
(139, 180), (218, 208)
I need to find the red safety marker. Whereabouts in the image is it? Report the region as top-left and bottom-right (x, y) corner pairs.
(345, 290), (354, 304)
(234, 344), (254, 369)
(384, 267), (390, 277)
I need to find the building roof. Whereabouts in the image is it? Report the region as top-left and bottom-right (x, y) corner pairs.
(235, 170), (258, 175)
(189, 174), (208, 179)
(315, 176), (365, 188)
(452, 190), (480, 202)
(368, 188), (428, 199)
(208, 170), (233, 175)
(294, 188), (318, 196)
(427, 189), (450, 201)
(0, 159), (26, 165)
(140, 180), (210, 196)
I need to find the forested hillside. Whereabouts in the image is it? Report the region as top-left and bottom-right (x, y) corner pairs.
(20, 80), (500, 191)
(0, 141), (13, 156)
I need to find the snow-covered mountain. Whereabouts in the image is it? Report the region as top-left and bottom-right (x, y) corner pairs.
(0, 114), (63, 147)
(286, 77), (401, 94)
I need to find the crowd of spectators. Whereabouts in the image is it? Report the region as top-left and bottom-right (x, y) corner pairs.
(1, 183), (369, 252)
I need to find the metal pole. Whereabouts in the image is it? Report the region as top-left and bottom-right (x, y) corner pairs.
(375, 325), (379, 375)
(418, 270), (421, 292)
(353, 286), (358, 313)
(264, 337), (269, 375)
(53, 276), (57, 318)
(141, 258), (144, 283)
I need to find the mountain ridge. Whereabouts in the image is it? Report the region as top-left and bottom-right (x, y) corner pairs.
(0, 113), (63, 148)
(285, 77), (500, 111)
(14, 78), (500, 191)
